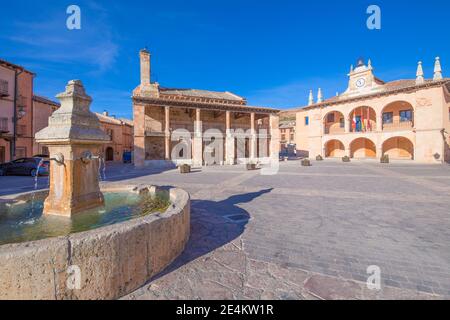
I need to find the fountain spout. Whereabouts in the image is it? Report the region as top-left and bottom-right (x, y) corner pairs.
(80, 151), (101, 164)
(49, 153), (65, 166)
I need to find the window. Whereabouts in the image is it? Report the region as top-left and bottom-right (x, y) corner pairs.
(382, 112), (393, 124)
(41, 146), (49, 156)
(304, 116), (309, 126)
(399, 110), (412, 122)
(327, 113), (335, 123)
(339, 118), (345, 128)
(0, 117), (8, 132)
(106, 129), (114, 140)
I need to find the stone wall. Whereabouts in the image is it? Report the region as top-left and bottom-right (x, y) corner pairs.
(0, 186), (190, 300)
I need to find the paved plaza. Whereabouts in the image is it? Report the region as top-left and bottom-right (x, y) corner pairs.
(2, 160), (450, 299)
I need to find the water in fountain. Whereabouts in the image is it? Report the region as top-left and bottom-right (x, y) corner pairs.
(0, 191), (170, 245)
(29, 158), (44, 218)
(101, 157), (107, 181)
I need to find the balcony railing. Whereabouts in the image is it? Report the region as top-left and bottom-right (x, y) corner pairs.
(0, 118), (9, 132)
(382, 120), (413, 131)
(325, 127), (345, 135)
(0, 79), (8, 97)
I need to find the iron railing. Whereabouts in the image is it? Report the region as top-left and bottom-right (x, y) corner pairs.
(0, 79), (8, 97)
(382, 120), (413, 131)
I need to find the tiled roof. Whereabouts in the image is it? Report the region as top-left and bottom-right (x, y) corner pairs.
(95, 113), (134, 127)
(95, 112), (123, 125)
(295, 78), (450, 111)
(160, 88), (245, 103)
(119, 118), (134, 126)
(33, 95), (60, 108)
(279, 121), (295, 129)
(0, 58), (34, 75)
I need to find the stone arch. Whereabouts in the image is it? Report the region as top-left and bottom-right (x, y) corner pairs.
(325, 139), (345, 158)
(323, 110), (345, 135)
(350, 137), (376, 158)
(381, 101), (414, 131)
(349, 106), (377, 133)
(382, 136), (414, 160)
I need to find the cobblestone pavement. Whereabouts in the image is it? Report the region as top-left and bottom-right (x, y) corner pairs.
(7, 160), (444, 299)
(116, 160), (450, 300)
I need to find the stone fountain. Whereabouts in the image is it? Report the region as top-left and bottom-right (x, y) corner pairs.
(35, 80), (110, 217)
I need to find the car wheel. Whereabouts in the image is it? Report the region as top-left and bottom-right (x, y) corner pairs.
(30, 169), (38, 177)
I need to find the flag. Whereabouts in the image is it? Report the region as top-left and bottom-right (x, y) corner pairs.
(361, 107), (365, 132)
(352, 112), (356, 131)
(367, 107), (372, 131)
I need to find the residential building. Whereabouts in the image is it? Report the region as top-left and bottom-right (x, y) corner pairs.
(32, 95), (60, 155)
(293, 58), (450, 163)
(96, 111), (134, 162)
(132, 49), (280, 167)
(279, 120), (296, 152)
(0, 59), (34, 163)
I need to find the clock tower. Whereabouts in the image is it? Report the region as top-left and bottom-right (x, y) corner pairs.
(343, 58), (383, 96)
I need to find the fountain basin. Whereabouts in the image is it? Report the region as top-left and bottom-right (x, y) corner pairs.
(0, 185), (190, 300)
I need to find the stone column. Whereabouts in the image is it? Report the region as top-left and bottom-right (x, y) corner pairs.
(376, 113), (383, 132)
(225, 111), (235, 165)
(344, 117), (350, 133)
(192, 108), (203, 166)
(164, 106), (171, 160)
(376, 146), (383, 159)
(133, 103), (146, 167)
(344, 146), (351, 157)
(269, 114), (280, 160)
(250, 112), (257, 160)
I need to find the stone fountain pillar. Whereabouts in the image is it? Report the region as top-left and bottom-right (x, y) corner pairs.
(35, 80), (110, 217)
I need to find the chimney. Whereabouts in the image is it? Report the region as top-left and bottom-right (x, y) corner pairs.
(103, 111), (109, 116)
(140, 48), (151, 85)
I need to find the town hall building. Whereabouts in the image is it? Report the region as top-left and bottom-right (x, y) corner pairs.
(294, 58), (450, 163)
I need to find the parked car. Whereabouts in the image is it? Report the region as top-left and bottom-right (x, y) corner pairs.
(0, 157), (49, 177)
(123, 151), (133, 163)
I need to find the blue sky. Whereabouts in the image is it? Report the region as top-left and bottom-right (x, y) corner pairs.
(1, 0), (449, 119)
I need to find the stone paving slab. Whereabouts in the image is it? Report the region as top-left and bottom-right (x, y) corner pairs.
(3, 160), (449, 299)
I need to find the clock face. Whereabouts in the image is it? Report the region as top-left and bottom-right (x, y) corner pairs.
(356, 78), (366, 88)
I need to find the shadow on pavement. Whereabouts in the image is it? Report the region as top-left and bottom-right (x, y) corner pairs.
(149, 188), (273, 282)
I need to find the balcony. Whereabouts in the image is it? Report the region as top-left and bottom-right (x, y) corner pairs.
(0, 79), (8, 97)
(382, 120), (413, 131)
(325, 127), (345, 135)
(0, 118), (9, 133)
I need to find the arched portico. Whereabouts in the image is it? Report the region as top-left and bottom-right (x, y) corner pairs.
(350, 137), (376, 158)
(324, 111), (345, 135)
(382, 136), (414, 160)
(349, 106), (376, 133)
(325, 139), (345, 158)
(381, 101), (414, 131)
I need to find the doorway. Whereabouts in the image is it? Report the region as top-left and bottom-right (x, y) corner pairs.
(106, 147), (114, 162)
(0, 146), (5, 163)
